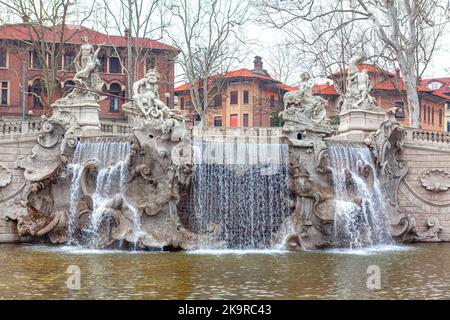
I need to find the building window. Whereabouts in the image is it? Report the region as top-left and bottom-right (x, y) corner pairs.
(230, 114), (238, 127)
(31, 80), (43, 109)
(109, 83), (122, 112)
(214, 94), (222, 108)
(243, 90), (249, 104)
(229, 80), (239, 85)
(109, 56), (121, 73)
(439, 109), (443, 126)
(173, 96), (178, 111)
(427, 106), (431, 124)
(270, 95), (275, 108)
(214, 116), (222, 127)
(428, 82), (443, 90)
(98, 56), (107, 73)
(422, 105), (426, 123)
(394, 101), (405, 119)
(180, 97), (185, 110)
(432, 107), (435, 124)
(243, 113), (249, 127)
(1, 81), (8, 105)
(447, 122), (450, 132)
(29, 50), (42, 69)
(0, 48), (7, 68)
(64, 53), (76, 72)
(230, 91), (238, 105)
(146, 54), (155, 71)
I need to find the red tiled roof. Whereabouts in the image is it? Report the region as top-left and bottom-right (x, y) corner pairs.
(430, 90), (450, 100)
(279, 83), (298, 91)
(313, 84), (338, 95)
(420, 77), (450, 98)
(174, 68), (294, 92)
(0, 23), (179, 51)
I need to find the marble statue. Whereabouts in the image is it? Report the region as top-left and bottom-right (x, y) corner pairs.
(123, 70), (185, 139)
(341, 56), (378, 112)
(279, 72), (331, 133)
(68, 37), (105, 97)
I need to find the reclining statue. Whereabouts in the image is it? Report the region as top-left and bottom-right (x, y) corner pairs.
(279, 72), (330, 132)
(128, 69), (185, 124)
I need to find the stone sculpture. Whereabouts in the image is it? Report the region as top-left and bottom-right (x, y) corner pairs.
(123, 69), (185, 139)
(279, 72), (332, 134)
(66, 37), (105, 99)
(341, 56), (379, 112)
(4, 68), (221, 250)
(420, 169), (450, 192)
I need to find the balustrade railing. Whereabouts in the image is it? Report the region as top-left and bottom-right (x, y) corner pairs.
(405, 128), (450, 145)
(1, 119), (132, 137)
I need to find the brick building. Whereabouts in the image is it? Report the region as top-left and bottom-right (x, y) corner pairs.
(0, 23), (178, 119)
(174, 56), (296, 127)
(420, 77), (450, 131)
(312, 64), (450, 131)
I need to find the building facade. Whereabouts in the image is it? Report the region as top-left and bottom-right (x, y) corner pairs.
(174, 56), (296, 127)
(0, 24), (178, 120)
(420, 77), (450, 131)
(313, 64), (450, 131)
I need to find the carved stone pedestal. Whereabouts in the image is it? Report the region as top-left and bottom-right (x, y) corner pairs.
(336, 109), (385, 140)
(51, 99), (101, 135)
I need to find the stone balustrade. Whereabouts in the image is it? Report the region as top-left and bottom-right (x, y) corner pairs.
(0, 119), (133, 138)
(100, 121), (133, 135)
(405, 128), (450, 145)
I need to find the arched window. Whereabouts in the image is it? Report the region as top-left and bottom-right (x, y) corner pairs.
(109, 83), (122, 112)
(432, 107), (435, 124)
(31, 79), (43, 109)
(422, 105), (426, 123)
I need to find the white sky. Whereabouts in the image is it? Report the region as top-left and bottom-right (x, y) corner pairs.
(8, 0), (450, 82)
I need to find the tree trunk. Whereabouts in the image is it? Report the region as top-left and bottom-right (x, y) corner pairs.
(402, 71), (421, 128)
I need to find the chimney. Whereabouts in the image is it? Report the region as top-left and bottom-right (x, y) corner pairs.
(22, 15), (30, 23)
(254, 56), (263, 71)
(395, 68), (401, 80)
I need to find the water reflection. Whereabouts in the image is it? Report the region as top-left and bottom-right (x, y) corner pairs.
(0, 244), (449, 299)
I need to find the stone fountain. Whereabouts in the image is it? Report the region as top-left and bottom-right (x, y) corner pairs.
(0, 48), (442, 250)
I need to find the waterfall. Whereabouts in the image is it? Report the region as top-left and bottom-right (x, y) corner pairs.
(327, 141), (393, 248)
(192, 141), (290, 249)
(67, 140), (139, 248)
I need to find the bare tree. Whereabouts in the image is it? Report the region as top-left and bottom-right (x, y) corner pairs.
(0, 0), (94, 113)
(167, 0), (248, 128)
(253, 0), (450, 128)
(265, 41), (303, 85)
(97, 0), (170, 99)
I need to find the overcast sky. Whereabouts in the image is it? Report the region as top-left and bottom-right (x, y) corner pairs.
(6, 0), (450, 83)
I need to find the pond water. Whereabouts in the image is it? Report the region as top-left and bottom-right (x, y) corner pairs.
(0, 243), (449, 299)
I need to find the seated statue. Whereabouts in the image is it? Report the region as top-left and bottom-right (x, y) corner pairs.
(280, 72), (330, 132)
(123, 69), (186, 140)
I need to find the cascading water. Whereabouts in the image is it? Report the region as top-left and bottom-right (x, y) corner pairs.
(192, 141), (290, 249)
(327, 141), (392, 248)
(67, 140), (140, 248)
